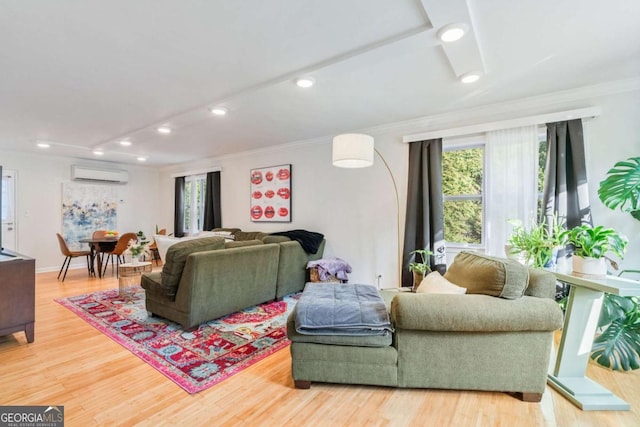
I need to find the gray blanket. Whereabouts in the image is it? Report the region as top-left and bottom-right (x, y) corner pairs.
(295, 283), (392, 336)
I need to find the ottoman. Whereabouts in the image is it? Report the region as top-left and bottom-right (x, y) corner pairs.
(287, 289), (398, 388)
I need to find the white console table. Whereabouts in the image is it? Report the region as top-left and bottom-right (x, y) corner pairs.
(547, 268), (640, 410)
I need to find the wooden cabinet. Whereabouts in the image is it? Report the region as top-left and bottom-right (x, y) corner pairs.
(0, 251), (35, 343)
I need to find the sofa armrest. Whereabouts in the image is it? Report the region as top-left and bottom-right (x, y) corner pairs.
(391, 293), (563, 332)
(273, 239), (326, 298)
(525, 268), (557, 299)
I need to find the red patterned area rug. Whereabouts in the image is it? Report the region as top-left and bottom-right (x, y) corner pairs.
(56, 288), (299, 393)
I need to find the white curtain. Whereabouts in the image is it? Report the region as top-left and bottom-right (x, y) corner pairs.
(485, 126), (539, 257)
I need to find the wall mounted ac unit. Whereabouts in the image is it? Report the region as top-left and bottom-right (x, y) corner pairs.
(71, 165), (128, 183)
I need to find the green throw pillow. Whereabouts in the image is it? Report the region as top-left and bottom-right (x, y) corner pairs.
(443, 251), (529, 299)
(161, 237), (226, 298)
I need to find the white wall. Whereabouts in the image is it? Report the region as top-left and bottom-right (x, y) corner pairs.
(584, 91), (640, 275)
(159, 84), (640, 287)
(160, 136), (408, 288)
(0, 150), (162, 272)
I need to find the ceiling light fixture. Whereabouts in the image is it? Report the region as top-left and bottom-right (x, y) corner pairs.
(137, 156), (147, 162)
(437, 23), (468, 43)
(460, 71), (481, 84)
(210, 107), (228, 116)
(157, 126), (172, 134)
(36, 142), (50, 148)
(93, 149), (104, 156)
(295, 76), (315, 88)
(119, 140), (132, 146)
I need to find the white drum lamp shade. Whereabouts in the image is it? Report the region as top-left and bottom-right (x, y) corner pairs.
(332, 133), (374, 168)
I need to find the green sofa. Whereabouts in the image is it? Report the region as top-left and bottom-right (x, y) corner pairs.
(287, 254), (564, 402)
(141, 231), (325, 329)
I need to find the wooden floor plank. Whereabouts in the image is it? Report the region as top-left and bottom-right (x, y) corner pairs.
(1, 269), (640, 426)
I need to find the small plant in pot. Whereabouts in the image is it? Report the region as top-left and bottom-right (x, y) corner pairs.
(408, 249), (433, 291)
(562, 224), (628, 277)
(506, 215), (567, 268)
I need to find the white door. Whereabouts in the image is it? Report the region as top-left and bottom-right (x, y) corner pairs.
(1, 169), (17, 251)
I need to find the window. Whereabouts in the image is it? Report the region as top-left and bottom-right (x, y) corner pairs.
(183, 175), (206, 235)
(442, 144), (484, 246)
(442, 129), (548, 249)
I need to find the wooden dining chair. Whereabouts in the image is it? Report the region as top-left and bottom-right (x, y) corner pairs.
(56, 233), (92, 282)
(102, 232), (137, 277)
(149, 228), (167, 265)
(91, 230), (108, 268)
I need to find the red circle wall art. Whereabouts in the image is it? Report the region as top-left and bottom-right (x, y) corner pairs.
(249, 164), (291, 222)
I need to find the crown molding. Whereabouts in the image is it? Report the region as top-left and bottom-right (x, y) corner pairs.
(365, 77), (640, 136)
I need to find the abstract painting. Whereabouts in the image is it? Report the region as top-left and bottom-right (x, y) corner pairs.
(62, 183), (117, 250)
(249, 164), (291, 222)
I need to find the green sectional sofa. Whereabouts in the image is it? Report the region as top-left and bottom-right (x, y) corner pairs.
(141, 230), (325, 329)
(287, 253), (564, 401)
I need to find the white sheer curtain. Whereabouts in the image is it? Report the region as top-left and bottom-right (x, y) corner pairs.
(485, 126), (539, 257)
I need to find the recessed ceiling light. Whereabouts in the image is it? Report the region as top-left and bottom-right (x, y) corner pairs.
(295, 77), (315, 88)
(460, 72), (481, 84)
(137, 156), (147, 162)
(437, 23), (468, 43)
(36, 142), (50, 148)
(119, 140), (132, 146)
(210, 107), (227, 116)
(93, 149), (104, 156)
(157, 126), (172, 134)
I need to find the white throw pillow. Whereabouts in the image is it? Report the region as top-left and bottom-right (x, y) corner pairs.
(416, 271), (467, 294)
(154, 235), (182, 262)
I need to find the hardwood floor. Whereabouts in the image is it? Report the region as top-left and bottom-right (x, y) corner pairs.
(2, 268), (640, 426)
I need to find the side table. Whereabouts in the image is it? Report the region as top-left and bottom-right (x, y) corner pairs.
(118, 262), (152, 296)
(546, 267), (640, 410)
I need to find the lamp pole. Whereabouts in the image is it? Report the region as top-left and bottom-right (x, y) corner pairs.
(374, 148), (402, 288)
(332, 133), (403, 288)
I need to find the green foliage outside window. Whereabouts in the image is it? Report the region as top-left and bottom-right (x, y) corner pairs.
(442, 147), (483, 196)
(442, 147), (483, 244)
(537, 140), (548, 219)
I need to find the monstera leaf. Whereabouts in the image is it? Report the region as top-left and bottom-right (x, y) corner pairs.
(591, 297), (640, 371)
(598, 157), (640, 221)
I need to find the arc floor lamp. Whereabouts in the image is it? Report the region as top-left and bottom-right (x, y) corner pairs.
(332, 133), (402, 287)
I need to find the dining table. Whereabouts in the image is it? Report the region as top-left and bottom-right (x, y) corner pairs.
(78, 236), (119, 278)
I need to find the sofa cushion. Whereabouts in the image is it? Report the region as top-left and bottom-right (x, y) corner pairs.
(160, 237), (226, 298)
(443, 251), (529, 299)
(234, 231), (269, 241)
(417, 271), (467, 294)
(262, 235), (291, 244)
(224, 239), (263, 249)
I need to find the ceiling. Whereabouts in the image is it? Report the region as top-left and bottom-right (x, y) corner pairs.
(1, 0), (639, 167)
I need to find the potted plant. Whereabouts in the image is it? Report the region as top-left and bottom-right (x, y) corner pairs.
(590, 157), (640, 370)
(562, 224), (628, 277)
(124, 239), (150, 264)
(591, 290), (640, 371)
(598, 156), (640, 221)
(506, 215), (566, 268)
(408, 249), (433, 291)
